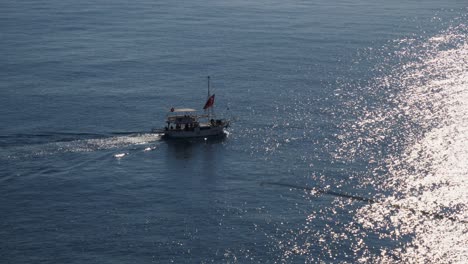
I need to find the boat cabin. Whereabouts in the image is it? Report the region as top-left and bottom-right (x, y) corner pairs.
(163, 108), (226, 134)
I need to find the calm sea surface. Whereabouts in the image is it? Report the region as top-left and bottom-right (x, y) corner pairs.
(1, 0), (467, 263)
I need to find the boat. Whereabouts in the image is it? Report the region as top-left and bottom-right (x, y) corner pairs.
(152, 77), (230, 139)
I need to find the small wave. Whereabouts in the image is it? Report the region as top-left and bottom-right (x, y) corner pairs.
(143, 146), (157, 152)
(114, 153), (128, 159)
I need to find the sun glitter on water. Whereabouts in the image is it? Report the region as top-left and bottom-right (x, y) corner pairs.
(275, 21), (468, 263)
(347, 24), (468, 263)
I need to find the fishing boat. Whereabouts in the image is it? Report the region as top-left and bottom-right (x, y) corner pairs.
(152, 77), (230, 139)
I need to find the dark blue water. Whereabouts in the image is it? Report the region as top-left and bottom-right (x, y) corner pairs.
(1, 0), (467, 263)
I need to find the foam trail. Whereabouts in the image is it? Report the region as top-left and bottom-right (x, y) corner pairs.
(1, 133), (162, 159)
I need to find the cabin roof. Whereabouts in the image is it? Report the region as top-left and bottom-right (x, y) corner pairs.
(172, 108), (197, 112)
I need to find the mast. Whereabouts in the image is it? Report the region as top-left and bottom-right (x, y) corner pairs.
(206, 76), (214, 117)
(207, 76), (211, 98)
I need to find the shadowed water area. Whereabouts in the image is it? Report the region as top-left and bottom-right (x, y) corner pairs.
(1, 0), (467, 263)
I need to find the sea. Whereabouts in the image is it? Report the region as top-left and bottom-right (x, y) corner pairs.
(1, 0), (467, 263)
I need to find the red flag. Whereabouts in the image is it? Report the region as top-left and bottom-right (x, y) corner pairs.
(203, 94), (215, 110)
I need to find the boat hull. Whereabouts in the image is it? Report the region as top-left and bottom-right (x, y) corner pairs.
(162, 126), (227, 139)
